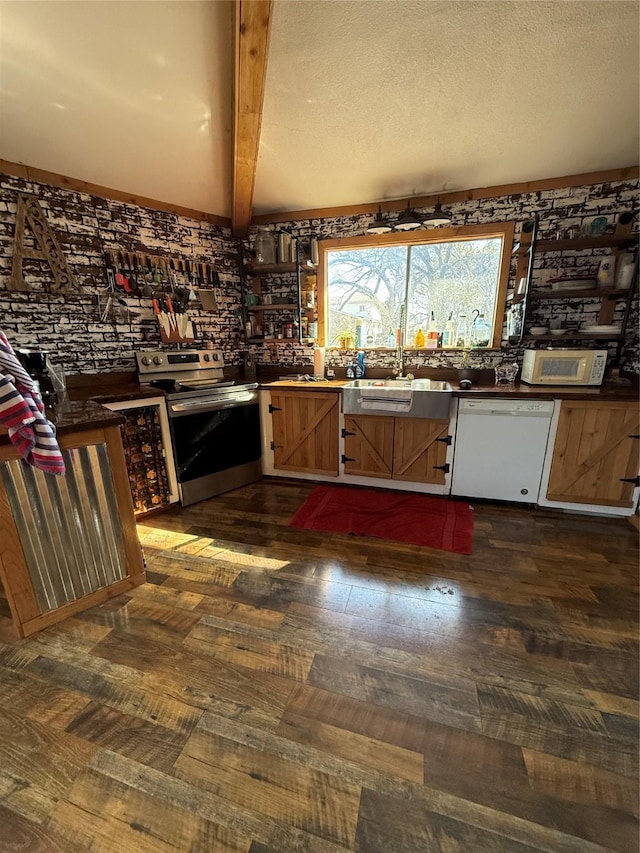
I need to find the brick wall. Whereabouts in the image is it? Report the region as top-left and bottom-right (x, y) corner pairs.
(248, 178), (639, 375)
(0, 173), (245, 377)
(0, 171), (637, 379)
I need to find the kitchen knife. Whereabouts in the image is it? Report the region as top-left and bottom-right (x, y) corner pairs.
(166, 297), (178, 332)
(127, 252), (140, 293)
(116, 251), (132, 293)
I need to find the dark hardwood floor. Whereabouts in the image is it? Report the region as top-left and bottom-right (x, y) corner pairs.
(0, 480), (638, 852)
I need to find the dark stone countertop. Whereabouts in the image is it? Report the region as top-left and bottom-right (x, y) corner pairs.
(0, 398), (124, 448)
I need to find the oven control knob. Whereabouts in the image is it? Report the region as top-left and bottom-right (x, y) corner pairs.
(204, 353), (211, 362)
(141, 357), (152, 366)
(153, 356), (164, 365)
(213, 353), (220, 361)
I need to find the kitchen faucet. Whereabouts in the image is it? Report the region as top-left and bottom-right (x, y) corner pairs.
(392, 304), (408, 378)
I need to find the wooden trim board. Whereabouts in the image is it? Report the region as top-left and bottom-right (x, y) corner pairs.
(0, 159), (230, 226)
(233, 0), (273, 236)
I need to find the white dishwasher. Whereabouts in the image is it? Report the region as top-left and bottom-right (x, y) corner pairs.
(452, 398), (555, 502)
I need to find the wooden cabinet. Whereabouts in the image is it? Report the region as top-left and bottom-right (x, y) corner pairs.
(344, 415), (450, 484)
(269, 390), (339, 475)
(343, 415), (394, 478)
(0, 420), (146, 637)
(546, 401), (639, 508)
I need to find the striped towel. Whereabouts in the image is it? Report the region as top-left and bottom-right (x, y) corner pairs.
(0, 331), (65, 476)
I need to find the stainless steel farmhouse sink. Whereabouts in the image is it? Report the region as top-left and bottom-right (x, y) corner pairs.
(342, 378), (452, 419)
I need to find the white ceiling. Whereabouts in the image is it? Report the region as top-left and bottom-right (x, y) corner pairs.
(0, 1), (638, 219)
(0, 1), (233, 215)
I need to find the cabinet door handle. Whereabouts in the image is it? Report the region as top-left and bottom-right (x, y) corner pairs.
(341, 454), (356, 464)
(433, 463), (450, 473)
(341, 428), (356, 438)
(268, 404), (282, 413)
(629, 434), (639, 440)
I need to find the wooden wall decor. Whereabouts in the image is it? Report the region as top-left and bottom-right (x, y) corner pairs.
(9, 193), (79, 293)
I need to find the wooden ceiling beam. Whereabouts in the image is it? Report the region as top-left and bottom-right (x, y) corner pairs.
(232, 0), (272, 237)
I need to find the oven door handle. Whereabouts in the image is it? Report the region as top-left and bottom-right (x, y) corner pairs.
(168, 391), (258, 417)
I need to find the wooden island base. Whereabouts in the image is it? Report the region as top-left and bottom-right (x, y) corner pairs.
(0, 402), (146, 637)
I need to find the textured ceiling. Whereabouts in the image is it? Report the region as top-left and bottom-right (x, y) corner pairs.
(0, 1), (638, 218)
(254, 0), (640, 213)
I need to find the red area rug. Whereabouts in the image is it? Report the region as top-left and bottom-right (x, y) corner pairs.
(289, 485), (473, 554)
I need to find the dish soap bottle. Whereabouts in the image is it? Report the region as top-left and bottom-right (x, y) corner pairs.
(426, 312), (439, 348)
(441, 312), (455, 348)
(414, 327), (425, 347)
(387, 328), (396, 348)
(355, 351), (366, 378)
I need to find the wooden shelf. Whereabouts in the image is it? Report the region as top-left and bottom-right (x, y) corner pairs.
(246, 303), (298, 311)
(523, 333), (623, 343)
(246, 262), (297, 275)
(515, 234), (636, 255)
(529, 287), (631, 301)
(246, 262), (317, 276)
(248, 337), (305, 344)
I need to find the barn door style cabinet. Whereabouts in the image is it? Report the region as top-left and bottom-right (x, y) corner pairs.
(545, 400), (639, 508)
(343, 415), (450, 485)
(267, 390), (339, 475)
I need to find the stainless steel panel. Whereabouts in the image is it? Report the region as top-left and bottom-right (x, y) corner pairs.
(179, 459), (262, 507)
(168, 391), (258, 417)
(1, 443), (128, 613)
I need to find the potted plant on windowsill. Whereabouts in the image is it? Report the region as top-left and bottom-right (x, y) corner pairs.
(335, 330), (354, 349)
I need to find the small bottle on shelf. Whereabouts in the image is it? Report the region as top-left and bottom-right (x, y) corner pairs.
(456, 314), (468, 348)
(355, 317), (363, 347)
(387, 328), (396, 348)
(414, 328), (425, 347)
(441, 312), (455, 347)
(425, 312), (439, 348)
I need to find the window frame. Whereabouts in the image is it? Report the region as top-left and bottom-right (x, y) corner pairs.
(317, 221), (515, 349)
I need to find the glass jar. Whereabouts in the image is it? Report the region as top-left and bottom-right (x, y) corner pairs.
(254, 226), (276, 264)
(471, 311), (491, 347)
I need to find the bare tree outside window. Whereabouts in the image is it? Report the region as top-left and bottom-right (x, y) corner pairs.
(325, 230), (508, 349)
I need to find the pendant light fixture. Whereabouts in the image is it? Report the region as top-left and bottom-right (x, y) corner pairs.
(366, 204), (393, 235)
(394, 202), (422, 231)
(423, 197), (453, 227)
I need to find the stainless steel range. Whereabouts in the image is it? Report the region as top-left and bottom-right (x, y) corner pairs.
(136, 349), (261, 506)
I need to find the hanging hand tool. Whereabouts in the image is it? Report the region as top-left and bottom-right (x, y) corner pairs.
(104, 251), (117, 292)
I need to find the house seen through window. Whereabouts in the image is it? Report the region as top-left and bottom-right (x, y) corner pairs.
(321, 224), (513, 350)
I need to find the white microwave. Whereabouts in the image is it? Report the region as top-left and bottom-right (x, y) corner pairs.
(521, 349), (607, 386)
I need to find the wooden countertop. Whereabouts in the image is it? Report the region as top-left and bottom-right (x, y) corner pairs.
(260, 379), (348, 391)
(259, 378), (638, 401)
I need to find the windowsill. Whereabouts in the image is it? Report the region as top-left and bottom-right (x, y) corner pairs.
(325, 346), (503, 352)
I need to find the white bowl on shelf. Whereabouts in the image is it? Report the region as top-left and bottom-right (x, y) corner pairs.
(529, 327), (548, 336)
(549, 329), (567, 336)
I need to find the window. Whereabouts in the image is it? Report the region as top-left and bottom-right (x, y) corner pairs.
(318, 223), (514, 349)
